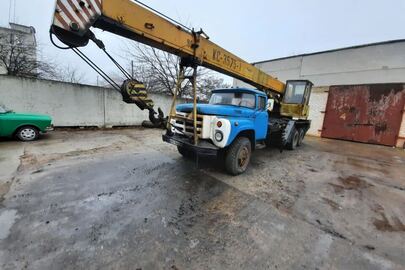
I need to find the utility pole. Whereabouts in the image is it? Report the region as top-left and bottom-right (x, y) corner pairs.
(14, 0), (16, 23)
(131, 60), (134, 78)
(8, 0), (12, 23)
(8, 0), (17, 23)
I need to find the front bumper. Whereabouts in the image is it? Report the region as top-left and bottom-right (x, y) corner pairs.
(162, 133), (219, 156)
(41, 125), (54, 133)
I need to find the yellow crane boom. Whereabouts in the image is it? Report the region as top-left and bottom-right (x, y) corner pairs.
(51, 0), (285, 95)
(51, 0), (314, 168)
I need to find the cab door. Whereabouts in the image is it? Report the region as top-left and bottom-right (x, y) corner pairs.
(254, 95), (268, 140)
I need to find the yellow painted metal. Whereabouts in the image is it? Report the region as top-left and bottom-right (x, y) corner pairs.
(121, 80), (154, 108)
(192, 68), (198, 145)
(167, 67), (185, 130)
(100, 0), (285, 95)
(280, 103), (310, 119)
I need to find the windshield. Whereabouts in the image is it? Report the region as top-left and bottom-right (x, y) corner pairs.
(209, 92), (256, 109)
(284, 82), (307, 104)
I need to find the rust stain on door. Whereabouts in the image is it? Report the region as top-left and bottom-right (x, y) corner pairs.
(322, 84), (405, 146)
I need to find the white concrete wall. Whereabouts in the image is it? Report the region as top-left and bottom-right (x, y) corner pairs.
(307, 87), (328, 137)
(234, 41), (405, 147)
(0, 66), (6, 76)
(0, 75), (183, 127)
(234, 41), (405, 87)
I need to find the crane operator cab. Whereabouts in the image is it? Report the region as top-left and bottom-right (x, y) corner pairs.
(280, 80), (313, 120)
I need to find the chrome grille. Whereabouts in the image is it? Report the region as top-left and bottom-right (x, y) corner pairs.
(172, 112), (203, 137)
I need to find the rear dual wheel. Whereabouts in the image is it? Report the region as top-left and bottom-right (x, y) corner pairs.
(286, 128), (299, 150)
(297, 128), (305, 146)
(286, 128), (306, 150)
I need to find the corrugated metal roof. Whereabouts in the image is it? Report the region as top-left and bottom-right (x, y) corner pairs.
(254, 39), (405, 65)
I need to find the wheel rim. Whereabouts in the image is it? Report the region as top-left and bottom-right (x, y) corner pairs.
(293, 132), (299, 146)
(20, 128), (36, 140)
(238, 146), (249, 168)
(299, 132), (305, 143)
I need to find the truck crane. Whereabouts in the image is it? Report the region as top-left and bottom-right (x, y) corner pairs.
(50, 0), (313, 175)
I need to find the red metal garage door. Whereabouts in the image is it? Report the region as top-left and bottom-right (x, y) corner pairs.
(322, 84), (405, 146)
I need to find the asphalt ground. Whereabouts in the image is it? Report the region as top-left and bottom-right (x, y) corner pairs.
(0, 128), (404, 269)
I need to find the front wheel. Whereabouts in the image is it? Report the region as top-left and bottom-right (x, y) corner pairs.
(225, 137), (252, 175)
(16, 126), (39, 141)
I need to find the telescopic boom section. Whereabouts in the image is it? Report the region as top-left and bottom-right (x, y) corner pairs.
(51, 0), (285, 95)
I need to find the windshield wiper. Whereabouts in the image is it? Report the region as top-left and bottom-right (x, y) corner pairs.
(212, 103), (238, 107)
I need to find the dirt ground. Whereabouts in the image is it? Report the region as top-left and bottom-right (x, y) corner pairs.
(0, 128), (404, 270)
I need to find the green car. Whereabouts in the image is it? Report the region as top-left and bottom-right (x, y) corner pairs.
(0, 105), (53, 141)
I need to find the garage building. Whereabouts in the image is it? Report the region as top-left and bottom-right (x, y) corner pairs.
(234, 40), (405, 148)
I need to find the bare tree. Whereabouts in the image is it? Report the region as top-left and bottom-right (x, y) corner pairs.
(57, 65), (85, 84)
(0, 32), (55, 78)
(121, 43), (230, 100)
(196, 75), (230, 99)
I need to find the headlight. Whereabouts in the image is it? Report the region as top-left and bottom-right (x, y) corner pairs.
(215, 131), (223, 142)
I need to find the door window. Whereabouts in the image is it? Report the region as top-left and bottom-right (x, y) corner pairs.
(258, 96), (266, 110)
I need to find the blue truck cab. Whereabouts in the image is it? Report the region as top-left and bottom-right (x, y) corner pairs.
(176, 88), (268, 147)
(163, 86), (311, 175)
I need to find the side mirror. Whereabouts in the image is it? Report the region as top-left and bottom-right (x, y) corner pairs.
(267, 99), (274, 111)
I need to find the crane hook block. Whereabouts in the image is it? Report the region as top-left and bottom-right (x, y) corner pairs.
(121, 79), (154, 110)
(121, 79), (166, 128)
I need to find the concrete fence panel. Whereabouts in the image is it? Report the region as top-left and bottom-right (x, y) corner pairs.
(0, 75), (181, 127)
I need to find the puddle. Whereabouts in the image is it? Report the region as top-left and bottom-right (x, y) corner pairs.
(339, 176), (372, 190)
(371, 204), (405, 232)
(329, 175), (373, 193)
(373, 213), (405, 232)
(0, 209), (18, 240)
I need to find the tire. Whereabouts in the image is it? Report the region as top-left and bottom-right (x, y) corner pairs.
(297, 128), (305, 147)
(225, 137), (252, 175)
(16, 126), (39, 141)
(177, 146), (194, 158)
(286, 128), (299, 150)
(141, 120), (156, 128)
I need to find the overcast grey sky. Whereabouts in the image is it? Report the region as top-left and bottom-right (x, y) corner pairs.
(1, 0), (405, 84)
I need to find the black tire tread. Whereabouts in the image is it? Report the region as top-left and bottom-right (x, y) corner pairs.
(16, 125), (39, 141)
(297, 128), (305, 146)
(225, 137), (251, 175)
(286, 128), (299, 150)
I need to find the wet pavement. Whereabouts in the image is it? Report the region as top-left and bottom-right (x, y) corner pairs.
(0, 128), (404, 269)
